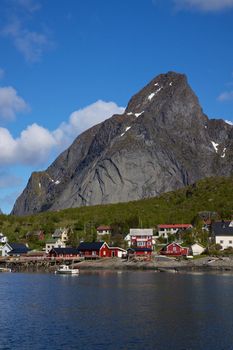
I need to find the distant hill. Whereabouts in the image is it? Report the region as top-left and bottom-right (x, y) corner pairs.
(12, 72), (233, 215)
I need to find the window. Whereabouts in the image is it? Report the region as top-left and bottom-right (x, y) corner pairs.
(229, 241), (232, 244)
(220, 240), (224, 244)
(137, 241), (146, 247)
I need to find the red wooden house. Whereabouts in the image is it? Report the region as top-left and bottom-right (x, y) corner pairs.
(77, 241), (126, 259)
(160, 243), (190, 257)
(129, 229), (153, 249)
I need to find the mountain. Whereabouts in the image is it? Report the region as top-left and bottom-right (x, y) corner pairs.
(12, 71), (233, 216)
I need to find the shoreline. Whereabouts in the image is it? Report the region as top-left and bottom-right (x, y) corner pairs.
(2, 256), (233, 273)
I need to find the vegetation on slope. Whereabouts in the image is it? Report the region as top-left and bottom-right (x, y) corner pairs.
(1, 176), (233, 247)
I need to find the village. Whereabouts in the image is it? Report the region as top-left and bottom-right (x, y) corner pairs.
(1, 215), (233, 272)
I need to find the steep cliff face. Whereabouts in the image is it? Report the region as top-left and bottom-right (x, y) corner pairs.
(12, 72), (233, 215)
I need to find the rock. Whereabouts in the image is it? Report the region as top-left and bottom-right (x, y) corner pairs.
(12, 71), (233, 215)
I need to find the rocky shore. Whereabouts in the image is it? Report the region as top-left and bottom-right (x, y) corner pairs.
(3, 256), (233, 273)
(73, 256), (233, 273)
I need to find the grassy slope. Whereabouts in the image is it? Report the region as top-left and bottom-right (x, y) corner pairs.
(1, 176), (233, 242)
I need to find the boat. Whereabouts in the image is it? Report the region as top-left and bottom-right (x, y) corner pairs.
(0, 267), (11, 273)
(55, 264), (79, 275)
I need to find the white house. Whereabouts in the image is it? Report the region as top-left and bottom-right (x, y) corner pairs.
(0, 233), (8, 244)
(157, 224), (193, 239)
(96, 226), (112, 236)
(45, 238), (66, 254)
(191, 243), (205, 256)
(2, 243), (30, 257)
(211, 221), (233, 250)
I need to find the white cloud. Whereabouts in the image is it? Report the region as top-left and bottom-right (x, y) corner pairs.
(2, 17), (51, 63)
(0, 100), (125, 166)
(217, 91), (233, 102)
(174, 0), (233, 11)
(0, 124), (56, 165)
(53, 100), (125, 149)
(0, 68), (5, 80)
(0, 86), (29, 120)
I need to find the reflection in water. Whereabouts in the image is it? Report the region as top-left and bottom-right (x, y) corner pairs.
(0, 271), (233, 349)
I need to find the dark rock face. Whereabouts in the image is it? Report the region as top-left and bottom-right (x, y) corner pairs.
(12, 72), (233, 215)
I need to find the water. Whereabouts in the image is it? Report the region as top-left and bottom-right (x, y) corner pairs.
(1, 270), (233, 350)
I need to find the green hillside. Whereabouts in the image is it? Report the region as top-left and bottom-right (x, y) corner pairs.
(1, 176), (233, 245)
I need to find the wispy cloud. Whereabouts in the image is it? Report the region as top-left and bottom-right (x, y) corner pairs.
(16, 0), (41, 13)
(0, 68), (5, 80)
(174, 0), (233, 12)
(1, 1), (54, 62)
(0, 86), (29, 120)
(217, 90), (233, 102)
(0, 100), (125, 166)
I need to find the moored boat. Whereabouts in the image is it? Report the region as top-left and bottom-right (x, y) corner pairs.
(0, 267), (11, 273)
(55, 264), (79, 275)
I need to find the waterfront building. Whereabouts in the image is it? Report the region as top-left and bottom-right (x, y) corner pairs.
(160, 242), (189, 257)
(129, 228), (153, 249)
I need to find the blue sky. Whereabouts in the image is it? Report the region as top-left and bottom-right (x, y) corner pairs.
(1, 0), (233, 214)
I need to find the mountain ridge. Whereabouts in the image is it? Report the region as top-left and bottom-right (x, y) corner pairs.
(12, 71), (233, 215)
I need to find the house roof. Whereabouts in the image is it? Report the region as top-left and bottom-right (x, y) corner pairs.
(160, 242), (188, 251)
(9, 243), (29, 250)
(129, 228), (153, 236)
(52, 228), (67, 237)
(158, 224), (192, 229)
(49, 247), (80, 254)
(109, 246), (127, 252)
(97, 226), (111, 231)
(212, 221), (233, 236)
(7, 243), (30, 255)
(77, 242), (105, 251)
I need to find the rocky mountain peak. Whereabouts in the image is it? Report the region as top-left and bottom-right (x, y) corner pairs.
(12, 72), (233, 216)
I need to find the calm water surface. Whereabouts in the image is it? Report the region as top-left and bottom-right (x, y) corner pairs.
(0, 270), (233, 350)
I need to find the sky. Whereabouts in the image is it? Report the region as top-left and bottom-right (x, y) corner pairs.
(1, 0), (233, 214)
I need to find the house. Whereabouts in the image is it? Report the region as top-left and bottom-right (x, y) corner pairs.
(0, 233), (8, 244)
(211, 221), (233, 250)
(52, 228), (69, 243)
(26, 230), (45, 241)
(160, 242), (190, 257)
(96, 226), (112, 236)
(127, 247), (152, 258)
(129, 228), (153, 249)
(77, 241), (126, 258)
(2, 242), (30, 257)
(157, 224), (193, 239)
(45, 238), (66, 254)
(48, 247), (80, 258)
(191, 243), (205, 256)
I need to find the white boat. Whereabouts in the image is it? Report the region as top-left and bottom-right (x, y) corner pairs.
(55, 264), (79, 275)
(0, 267), (11, 273)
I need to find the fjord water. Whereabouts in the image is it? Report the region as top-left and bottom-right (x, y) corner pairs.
(1, 271), (233, 350)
